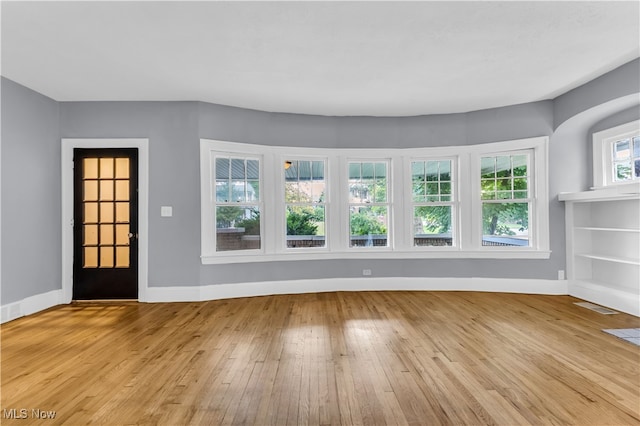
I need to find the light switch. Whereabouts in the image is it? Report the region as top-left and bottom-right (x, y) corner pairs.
(161, 206), (173, 217)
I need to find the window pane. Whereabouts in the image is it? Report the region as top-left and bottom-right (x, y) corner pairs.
(412, 161), (425, 178)
(349, 206), (388, 247)
(482, 202), (529, 247)
(615, 161), (632, 181)
(480, 157), (495, 179)
(231, 180), (246, 202)
(84, 202), (98, 223)
(634, 137), (640, 158)
(362, 162), (374, 179)
(349, 163), (361, 180)
(635, 159), (640, 179)
(426, 161), (438, 181)
(614, 140), (630, 160)
(247, 180), (260, 201)
(99, 158), (114, 178)
(286, 206), (325, 248)
(496, 156), (511, 177)
(349, 182), (369, 203)
(439, 161), (451, 181)
(231, 159), (246, 179)
(216, 180), (230, 202)
(375, 162), (386, 178)
(84, 158), (98, 179)
(216, 158), (230, 179)
(414, 206), (452, 246)
(115, 158), (130, 179)
(298, 161), (312, 181)
(512, 155), (528, 176)
(84, 181), (98, 201)
(100, 202), (114, 223)
(100, 180), (114, 201)
(246, 159), (259, 179)
(216, 206), (261, 251)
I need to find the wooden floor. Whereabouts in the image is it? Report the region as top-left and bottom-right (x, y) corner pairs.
(2, 291), (639, 425)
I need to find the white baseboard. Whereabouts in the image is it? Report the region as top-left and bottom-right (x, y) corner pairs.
(0, 279), (571, 323)
(1, 290), (64, 324)
(145, 277), (569, 303)
(568, 280), (640, 317)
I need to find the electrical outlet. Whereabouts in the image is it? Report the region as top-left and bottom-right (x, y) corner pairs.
(362, 269), (372, 276)
(558, 270), (565, 280)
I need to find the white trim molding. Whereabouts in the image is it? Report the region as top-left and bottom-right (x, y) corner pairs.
(1, 290), (63, 324)
(61, 138), (150, 303)
(145, 277), (568, 303)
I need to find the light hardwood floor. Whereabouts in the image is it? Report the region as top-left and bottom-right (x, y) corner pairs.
(2, 291), (639, 425)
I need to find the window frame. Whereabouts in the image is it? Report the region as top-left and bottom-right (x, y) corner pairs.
(593, 120), (640, 189)
(407, 156), (459, 250)
(281, 156), (329, 252)
(478, 149), (534, 249)
(346, 158), (392, 249)
(200, 137), (549, 264)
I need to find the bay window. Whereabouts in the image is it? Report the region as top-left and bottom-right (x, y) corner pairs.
(200, 136), (549, 263)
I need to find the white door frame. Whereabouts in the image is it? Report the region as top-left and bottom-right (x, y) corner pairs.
(61, 138), (149, 303)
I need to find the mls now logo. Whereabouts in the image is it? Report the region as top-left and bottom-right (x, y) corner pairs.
(3, 408), (56, 420)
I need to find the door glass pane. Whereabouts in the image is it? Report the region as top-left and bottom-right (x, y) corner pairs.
(100, 247), (114, 268)
(100, 224), (114, 245)
(84, 203), (98, 223)
(100, 158), (114, 178)
(84, 225), (98, 245)
(115, 203), (129, 222)
(116, 225), (130, 245)
(100, 202), (114, 223)
(84, 181), (98, 201)
(84, 247), (98, 268)
(116, 247), (130, 268)
(115, 181), (129, 201)
(84, 158), (99, 179)
(100, 181), (114, 200)
(115, 158), (129, 178)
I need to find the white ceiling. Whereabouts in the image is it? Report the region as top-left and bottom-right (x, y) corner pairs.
(1, 1), (639, 117)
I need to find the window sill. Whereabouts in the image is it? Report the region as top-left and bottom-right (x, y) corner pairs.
(201, 249), (551, 264)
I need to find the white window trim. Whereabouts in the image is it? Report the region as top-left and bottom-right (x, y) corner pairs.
(200, 137), (550, 264)
(592, 120), (640, 189)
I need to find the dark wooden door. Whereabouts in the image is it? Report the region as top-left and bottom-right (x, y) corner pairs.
(73, 148), (138, 299)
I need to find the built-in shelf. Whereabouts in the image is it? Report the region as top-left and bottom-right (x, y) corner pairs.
(576, 253), (640, 266)
(575, 227), (640, 233)
(562, 190), (640, 317)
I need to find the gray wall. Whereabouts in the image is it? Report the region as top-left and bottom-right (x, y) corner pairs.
(1, 78), (60, 304)
(2, 58), (639, 303)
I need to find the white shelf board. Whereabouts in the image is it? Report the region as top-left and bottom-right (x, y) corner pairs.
(559, 186), (640, 202)
(576, 253), (640, 266)
(575, 226), (640, 232)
